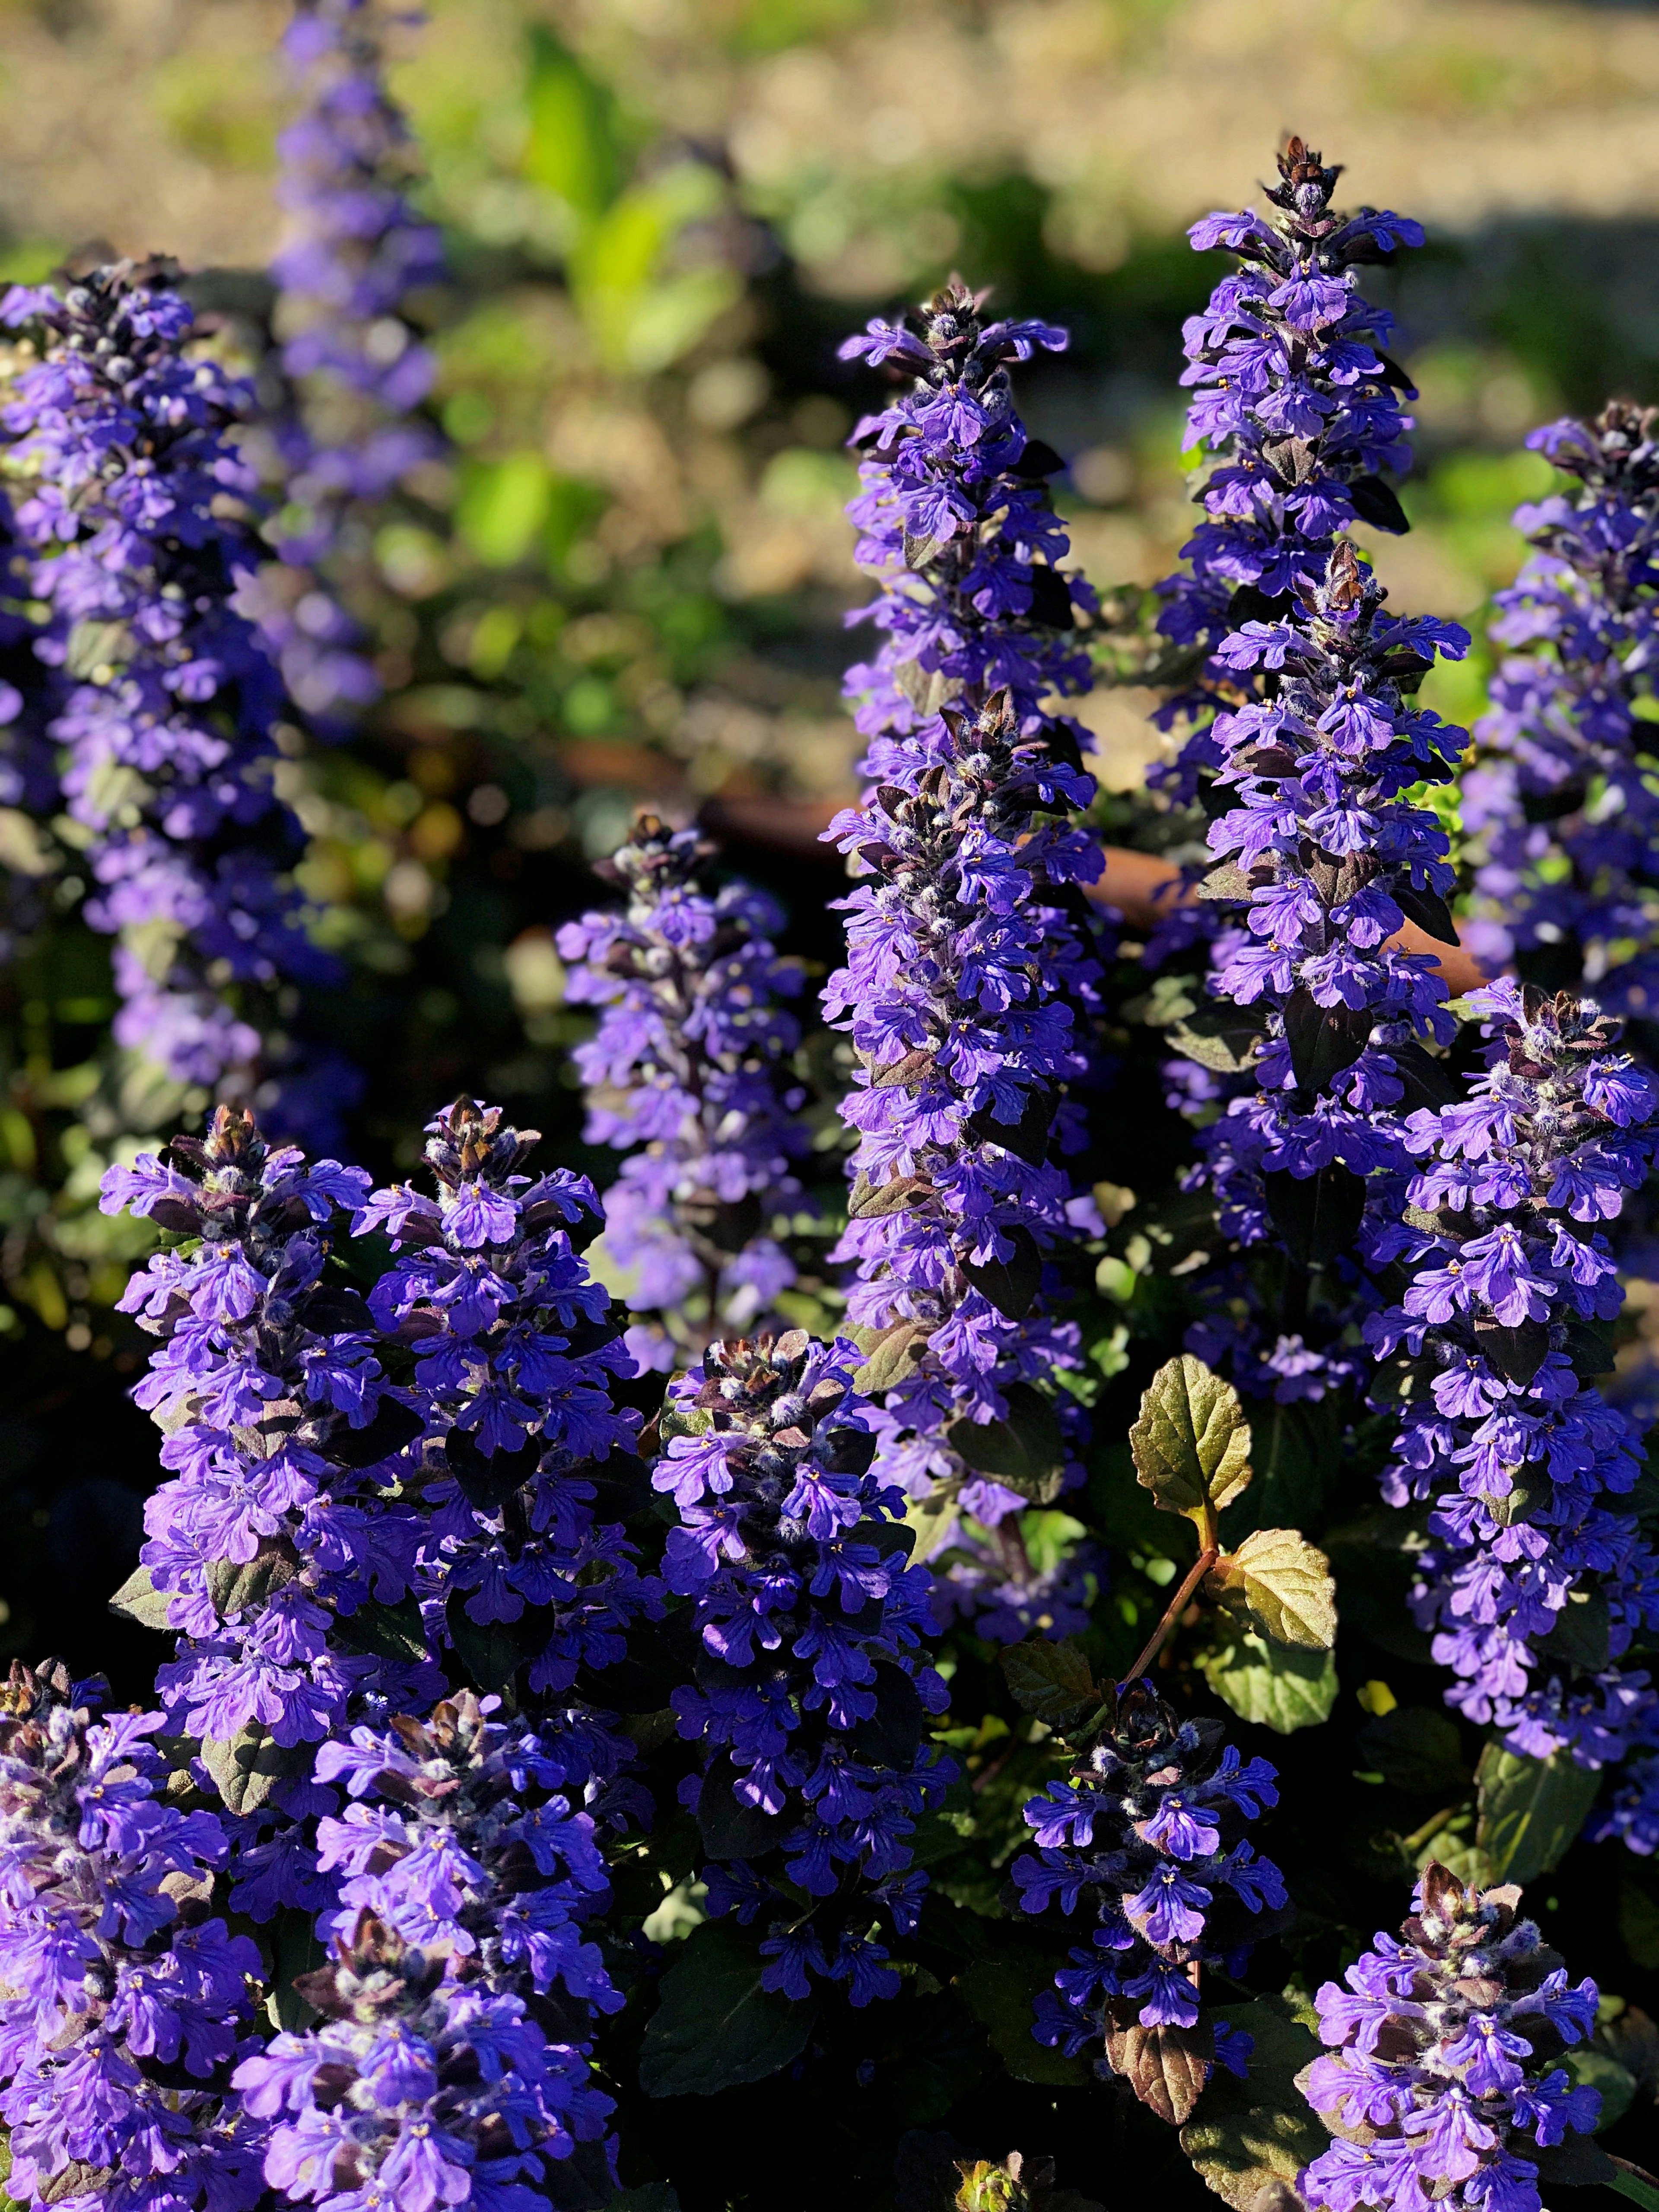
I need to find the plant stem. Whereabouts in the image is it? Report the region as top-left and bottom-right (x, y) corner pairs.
(1611, 2161), (1659, 2212)
(1121, 1543), (1219, 1685)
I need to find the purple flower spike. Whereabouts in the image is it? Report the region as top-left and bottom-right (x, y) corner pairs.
(1156, 138), (1425, 814)
(658, 1331), (957, 2004)
(0, 1659), (267, 2212)
(248, 0), (445, 728)
(1012, 1679), (1285, 2116)
(1362, 985), (1659, 1780)
(1300, 1863), (1601, 2212)
(1, 264), (351, 1144)
(1464, 403), (1659, 1016)
(557, 814), (813, 1372)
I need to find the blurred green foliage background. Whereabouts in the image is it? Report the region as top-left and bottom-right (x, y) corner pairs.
(3, 0), (1659, 1677)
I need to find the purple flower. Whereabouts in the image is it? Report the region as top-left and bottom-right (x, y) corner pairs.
(1300, 1865), (1600, 2212)
(0, 265), (353, 1146)
(0, 1661), (266, 2212)
(1364, 987), (1659, 1777)
(558, 817), (812, 1372)
(659, 1331), (955, 2004)
(1012, 1680), (1284, 2107)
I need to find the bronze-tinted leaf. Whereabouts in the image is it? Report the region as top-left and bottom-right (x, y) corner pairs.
(962, 1224), (1042, 1320)
(1106, 2016), (1213, 2125)
(1208, 1527), (1337, 1650)
(1000, 1637), (1100, 1729)
(1128, 1354), (1253, 1518)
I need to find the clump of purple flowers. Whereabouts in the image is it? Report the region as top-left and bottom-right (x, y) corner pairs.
(235, 1909), (611, 2212)
(1011, 1678), (1284, 2112)
(655, 1329), (954, 2005)
(558, 814), (812, 1374)
(235, 1690), (629, 2211)
(1198, 539), (1467, 1217)
(356, 1095), (653, 1699)
(1464, 403), (1659, 1014)
(99, 1102), (434, 1768)
(0, 263), (347, 1140)
(1363, 980), (1659, 1772)
(1299, 1863), (1601, 2212)
(0, 1658), (266, 2212)
(1156, 137), (1422, 806)
(255, 0), (443, 726)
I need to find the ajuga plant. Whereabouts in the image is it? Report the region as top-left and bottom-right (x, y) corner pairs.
(558, 816), (813, 1373)
(654, 1329), (954, 2005)
(237, 1691), (628, 2212)
(252, 0), (443, 726)
(0, 264), (349, 1141)
(826, 283), (1109, 1636)
(1463, 404), (1659, 1015)
(1012, 1674), (1284, 2123)
(0, 1659), (265, 2212)
(1154, 138), (1422, 808)
(1298, 1864), (1603, 2212)
(1363, 982), (1659, 1781)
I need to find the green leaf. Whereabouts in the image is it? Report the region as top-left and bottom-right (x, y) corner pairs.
(1202, 1632), (1338, 1733)
(850, 1317), (933, 1395)
(1262, 1161), (1367, 1269)
(962, 1224), (1042, 1321)
(956, 1953), (1088, 2086)
(638, 1923), (816, 2097)
(201, 1721), (306, 1816)
(334, 1597), (431, 1669)
(1209, 1527), (1337, 1650)
(1221, 1397), (1338, 1540)
(948, 1383), (1066, 1504)
(1128, 1355), (1252, 1519)
(905, 1484), (961, 1563)
(1355, 1707), (1470, 1796)
(1475, 1741), (1601, 1884)
(266, 1904), (326, 2033)
(1536, 1586), (1612, 1672)
(1179, 1996), (1326, 2212)
(1562, 2046), (1637, 2133)
(1106, 2017), (1212, 2124)
(206, 1539), (301, 1623)
(1168, 1001), (1268, 1075)
(999, 1639), (1099, 1730)
(108, 1564), (172, 1632)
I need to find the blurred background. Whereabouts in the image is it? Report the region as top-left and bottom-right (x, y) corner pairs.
(6, 0), (1659, 1678)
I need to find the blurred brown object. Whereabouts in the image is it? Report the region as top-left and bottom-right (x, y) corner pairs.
(696, 795), (1493, 996)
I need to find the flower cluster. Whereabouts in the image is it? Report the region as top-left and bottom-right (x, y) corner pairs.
(0, 1658), (265, 2212)
(0, 264), (348, 1140)
(1300, 1863), (1601, 2212)
(236, 1910), (610, 2212)
(236, 1691), (630, 2212)
(655, 1330), (954, 2004)
(356, 1096), (653, 1699)
(1363, 981), (1659, 1772)
(255, 0), (443, 727)
(558, 815), (812, 1374)
(1156, 137), (1423, 807)
(1463, 403), (1659, 1014)
(821, 708), (1104, 1628)
(99, 1103), (432, 1774)
(1011, 1680), (1283, 2099)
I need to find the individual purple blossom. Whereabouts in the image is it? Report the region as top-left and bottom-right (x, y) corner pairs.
(1154, 137), (1423, 815)
(1011, 1678), (1284, 2112)
(1463, 403), (1659, 1014)
(0, 262), (352, 1145)
(656, 1330), (956, 2005)
(556, 815), (813, 1374)
(0, 1658), (267, 2212)
(251, 0), (445, 727)
(1361, 981), (1659, 1772)
(1299, 1863), (1601, 2212)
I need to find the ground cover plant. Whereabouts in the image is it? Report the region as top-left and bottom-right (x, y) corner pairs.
(0, 8), (1658, 2207)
